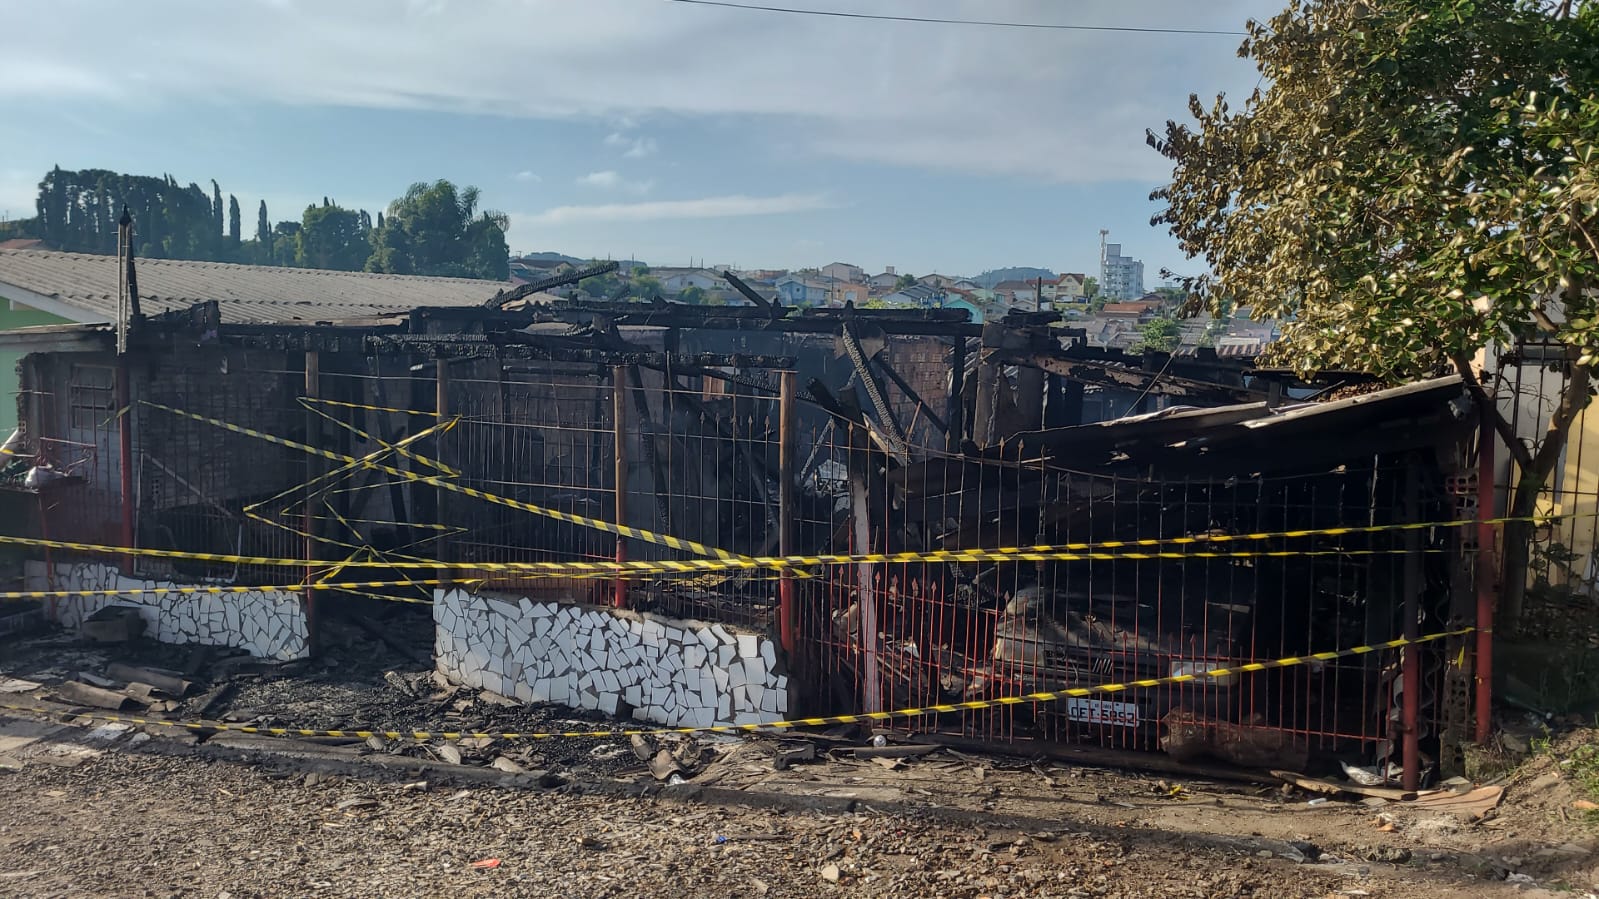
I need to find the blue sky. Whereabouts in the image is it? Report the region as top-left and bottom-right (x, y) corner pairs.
(0, 0), (1277, 279)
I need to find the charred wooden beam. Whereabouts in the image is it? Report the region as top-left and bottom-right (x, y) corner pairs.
(994, 350), (1267, 405)
(720, 270), (778, 315)
(483, 260), (620, 309)
(870, 347), (948, 436)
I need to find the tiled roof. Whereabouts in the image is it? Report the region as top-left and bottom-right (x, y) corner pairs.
(0, 249), (510, 324)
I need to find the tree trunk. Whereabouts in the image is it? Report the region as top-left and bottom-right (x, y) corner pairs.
(1499, 360), (1591, 634)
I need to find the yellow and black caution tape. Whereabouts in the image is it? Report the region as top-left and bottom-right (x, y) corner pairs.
(300, 396), (437, 417)
(0, 530), (1457, 579)
(145, 401), (761, 568)
(0, 628), (1473, 742)
(0, 579), (476, 605)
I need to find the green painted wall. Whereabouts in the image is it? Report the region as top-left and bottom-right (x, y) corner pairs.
(0, 296), (72, 435)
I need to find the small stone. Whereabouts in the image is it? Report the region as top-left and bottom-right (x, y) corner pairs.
(820, 864), (841, 883)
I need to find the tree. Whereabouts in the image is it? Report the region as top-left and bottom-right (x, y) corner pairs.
(679, 285), (708, 304)
(256, 200), (271, 245)
(629, 275), (663, 300)
(1148, 0), (1599, 630)
(210, 180), (224, 243)
(227, 195), (241, 248)
(366, 180), (509, 280)
(297, 202), (371, 271)
(1134, 316), (1182, 353)
(895, 273), (917, 290)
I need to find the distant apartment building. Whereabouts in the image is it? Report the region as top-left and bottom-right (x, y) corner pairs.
(819, 262), (865, 283)
(1099, 231), (1145, 300)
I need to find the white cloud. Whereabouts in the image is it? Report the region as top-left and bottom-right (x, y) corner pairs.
(0, 0), (1269, 183)
(575, 170), (653, 193)
(518, 193), (840, 227)
(514, 170), (541, 183)
(604, 132), (658, 158)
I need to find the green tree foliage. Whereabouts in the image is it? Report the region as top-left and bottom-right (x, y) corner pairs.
(270, 222), (302, 267)
(227, 195), (241, 247)
(210, 180), (224, 239)
(895, 273), (917, 290)
(1148, 0), (1599, 629)
(678, 285), (708, 304)
(629, 275), (663, 300)
(1134, 316), (1182, 353)
(35, 167), (222, 259)
(256, 200), (271, 245)
(1082, 277), (1100, 300)
(366, 180), (509, 280)
(297, 202), (371, 271)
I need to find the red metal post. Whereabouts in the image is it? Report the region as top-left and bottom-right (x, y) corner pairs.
(117, 360), (134, 573)
(778, 371), (797, 655)
(1402, 467), (1422, 792)
(1475, 407), (1497, 743)
(612, 365), (628, 610)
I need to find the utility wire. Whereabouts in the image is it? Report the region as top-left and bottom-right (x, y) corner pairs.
(665, 0), (1245, 36)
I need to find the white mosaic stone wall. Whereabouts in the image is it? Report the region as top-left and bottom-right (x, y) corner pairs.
(433, 588), (789, 728)
(24, 561), (309, 660)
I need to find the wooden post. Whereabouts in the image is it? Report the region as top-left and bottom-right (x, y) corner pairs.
(946, 337), (966, 453)
(434, 359), (450, 580)
(849, 416), (882, 713)
(778, 371), (797, 655)
(116, 359), (134, 574)
(612, 365), (629, 609)
(972, 322), (1004, 447)
(303, 350), (321, 653)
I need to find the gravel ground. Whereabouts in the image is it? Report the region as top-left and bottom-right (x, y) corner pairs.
(0, 748), (1506, 899)
(0, 735), (1573, 895)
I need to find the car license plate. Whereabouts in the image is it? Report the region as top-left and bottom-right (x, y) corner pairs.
(1065, 698), (1139, 727)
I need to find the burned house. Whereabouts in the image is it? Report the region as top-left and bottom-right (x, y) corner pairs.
(0, 251), (1489, 784)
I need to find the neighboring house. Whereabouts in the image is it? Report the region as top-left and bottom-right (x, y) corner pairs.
(819, 262), (865, 283)
(942, 295), (986, 324)
(0, 248), (510, 436)
(0, 239), (44, 251)
(917, 274), (961, 290)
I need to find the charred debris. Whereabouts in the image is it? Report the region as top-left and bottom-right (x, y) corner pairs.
(4, 280), (1478, 777)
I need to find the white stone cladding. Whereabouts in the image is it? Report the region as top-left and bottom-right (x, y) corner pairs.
(24, 561), (309, 660)
(432, 588), (788, 728)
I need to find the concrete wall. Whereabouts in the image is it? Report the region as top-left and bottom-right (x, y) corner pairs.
(433, 587), (789, 728)
(24, 561), (308, 659)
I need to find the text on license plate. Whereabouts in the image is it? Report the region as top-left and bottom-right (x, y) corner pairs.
(1065, 698), (1139, 727)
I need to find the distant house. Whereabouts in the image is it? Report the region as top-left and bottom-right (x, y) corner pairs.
(820, 262), (865, 283)
(1099, 300), (1162, 321)
(866, 269), (901, 290)
(878, 284), (944, 308)
(1044, 273), (1086, 302)
(991, 279), (1041, 310)
(654, 268), (725, 293)
(917, 274), (960, 290)
(775, 274), (844, 306)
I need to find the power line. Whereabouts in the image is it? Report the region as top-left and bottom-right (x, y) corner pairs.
(664, 0), (1245, 36)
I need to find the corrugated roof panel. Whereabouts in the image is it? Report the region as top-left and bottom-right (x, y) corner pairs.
(0, 249), (511, 324)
